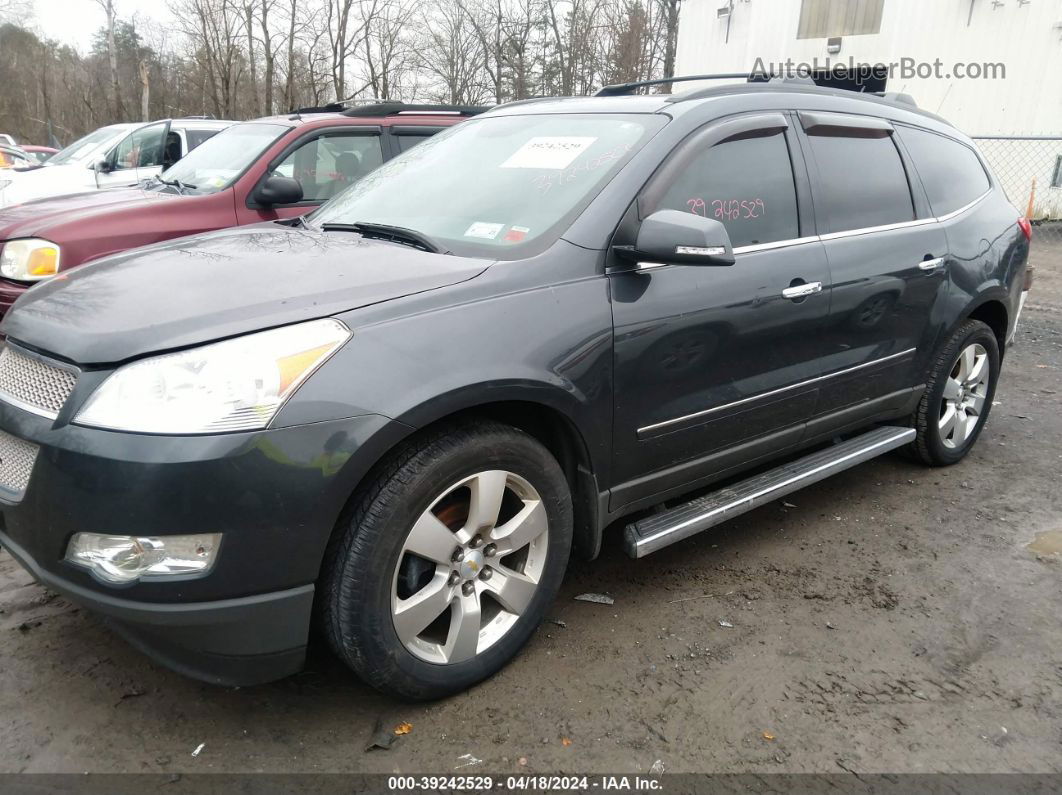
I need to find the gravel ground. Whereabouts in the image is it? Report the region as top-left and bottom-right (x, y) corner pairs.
(1, 241), (1060, 776)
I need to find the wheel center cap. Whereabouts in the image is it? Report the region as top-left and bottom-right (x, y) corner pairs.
(458, 549), (485, 581)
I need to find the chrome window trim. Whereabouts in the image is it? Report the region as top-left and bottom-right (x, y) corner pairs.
(819, 217), (937, 241)
(934, 189), (991, 222)
(732, 236), (820, 255)
(637, 348), (917, 435)
(728, 188), (990, 256)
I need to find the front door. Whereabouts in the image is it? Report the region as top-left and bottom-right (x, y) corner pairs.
(609, 113), (833, 510)
(99, 121), (171, 189)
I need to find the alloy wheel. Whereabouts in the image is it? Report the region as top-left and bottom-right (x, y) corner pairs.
(939, 342), (990, 450)
(390, 470), (550, 664)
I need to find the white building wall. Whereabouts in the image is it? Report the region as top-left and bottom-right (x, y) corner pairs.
(675, 0), (1062, 137)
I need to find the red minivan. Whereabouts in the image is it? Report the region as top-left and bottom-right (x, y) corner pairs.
(0, 103), (484, 317)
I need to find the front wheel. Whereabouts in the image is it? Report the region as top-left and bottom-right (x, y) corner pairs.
(321, 421), (573, 699)
(910, 319), (1000, 466)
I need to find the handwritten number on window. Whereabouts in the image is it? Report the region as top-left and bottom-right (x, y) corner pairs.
(688, 198), (766, 220)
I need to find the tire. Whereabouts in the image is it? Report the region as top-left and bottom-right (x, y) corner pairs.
(320, 420), (573, 700)
(910, 319), (1000, 466)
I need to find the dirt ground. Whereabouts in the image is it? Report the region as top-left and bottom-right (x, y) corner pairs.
(2, 240), (1061, 777)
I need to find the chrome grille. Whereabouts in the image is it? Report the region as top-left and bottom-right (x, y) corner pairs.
(0, 428), (39, 496)
(0, 346), (77, 417)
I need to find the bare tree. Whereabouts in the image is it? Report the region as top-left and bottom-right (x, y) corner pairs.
(416, 0), (488, 105)
(363, 0), (418, 100)
(95, 0), (126, 117)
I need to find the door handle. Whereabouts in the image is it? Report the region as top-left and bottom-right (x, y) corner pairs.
(781, 281), (823, 300)
(918, 257), (944, 272)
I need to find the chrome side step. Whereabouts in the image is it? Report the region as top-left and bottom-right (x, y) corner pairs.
(623, 425), (915, 558)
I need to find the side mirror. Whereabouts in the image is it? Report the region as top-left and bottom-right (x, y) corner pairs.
(254, 175), (303, 207)
(91, 157), (113, 174)
(618, 209), (736, 266)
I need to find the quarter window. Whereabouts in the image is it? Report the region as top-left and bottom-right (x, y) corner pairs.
(806, 131), (914, 233)
(898, 126), (991, 216)
(656, 130), (800, 248)
(272, 133), (384, 203)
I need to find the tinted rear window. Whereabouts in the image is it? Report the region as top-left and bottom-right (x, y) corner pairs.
(898, 126), (990, 216)
(656, 130), (800, 248)
(806, 131), (914, 233)
(185, 129), (221, 152)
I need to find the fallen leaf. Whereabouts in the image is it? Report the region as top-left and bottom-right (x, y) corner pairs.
(718, 619), (734, 628)
(762, 731), (776, 741)
(394, 722), (413, 736)
(574, 593), (614, 605)
(561, 737), (573, 747)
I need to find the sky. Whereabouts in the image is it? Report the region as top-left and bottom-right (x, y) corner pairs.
(31, 0), (173, 52)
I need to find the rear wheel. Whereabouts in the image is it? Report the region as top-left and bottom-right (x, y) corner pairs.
(321, 421), (572, 699)
(910, 319), (999, 466)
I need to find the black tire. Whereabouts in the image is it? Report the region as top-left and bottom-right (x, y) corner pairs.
(910, 319), (1000, 466)
(320, 420), (573, 700)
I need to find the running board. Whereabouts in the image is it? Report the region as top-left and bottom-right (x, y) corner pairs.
(623, 425), (915, 558)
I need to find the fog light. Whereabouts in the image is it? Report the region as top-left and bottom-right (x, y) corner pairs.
(65, 533), (222, 584)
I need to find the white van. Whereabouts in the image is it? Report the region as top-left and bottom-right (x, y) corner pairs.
(0, 118), (233, 209)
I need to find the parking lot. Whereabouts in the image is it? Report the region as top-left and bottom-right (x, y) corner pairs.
(1, 239), (1060, 777)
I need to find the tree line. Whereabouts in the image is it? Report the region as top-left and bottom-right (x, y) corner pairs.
(0, 0), (679, 146)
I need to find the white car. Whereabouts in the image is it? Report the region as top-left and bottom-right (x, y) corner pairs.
(0, 134), (16, 146)
(0, 118), (233, 209)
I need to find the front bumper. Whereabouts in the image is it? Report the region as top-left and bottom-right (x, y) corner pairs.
(0, 278), (27, 319)
(0, 399), (410, 686)
(1, 529), (313, 685)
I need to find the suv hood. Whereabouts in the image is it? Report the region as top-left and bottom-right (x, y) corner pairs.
(1, 223), (492, 365)
(0, 187), (170, 239)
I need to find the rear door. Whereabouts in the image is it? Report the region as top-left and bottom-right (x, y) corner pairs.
(797, 111), (950, 421)
(609, 112), (833, 510)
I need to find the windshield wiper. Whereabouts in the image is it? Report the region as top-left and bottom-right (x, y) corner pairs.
(154, 174), (197, 193)
(320, 221), (448, 255)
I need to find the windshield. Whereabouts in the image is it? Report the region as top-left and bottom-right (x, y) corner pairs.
(48, 126), (128, 166)
(312, 114), (663, 257)
(159, 122), (288, 194)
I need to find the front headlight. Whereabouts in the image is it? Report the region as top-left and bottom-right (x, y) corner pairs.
(0, 238), (61, 281)
(75, 318), (351, 434)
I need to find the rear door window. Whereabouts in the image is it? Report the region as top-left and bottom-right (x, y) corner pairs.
(656, 130), (800, 248)
(184, 128), (222, 152)
(897, 126), (990, 216)
(805, 129), (914, 233)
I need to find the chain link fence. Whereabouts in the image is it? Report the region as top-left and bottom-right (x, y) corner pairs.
(973, 136), (1062, 271)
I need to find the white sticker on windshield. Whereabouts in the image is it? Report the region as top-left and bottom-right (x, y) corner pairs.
(501, 137), (597, 170)
(464, 221), (504, 239)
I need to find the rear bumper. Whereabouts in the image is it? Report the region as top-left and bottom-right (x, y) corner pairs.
(1, 530), (313, 685)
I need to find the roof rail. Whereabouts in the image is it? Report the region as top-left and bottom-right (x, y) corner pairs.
(289, 102), (347, 116)
(342, 102), (491, 118)
(595, 73), (751, 97)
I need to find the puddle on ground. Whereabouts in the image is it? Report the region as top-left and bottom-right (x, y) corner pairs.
(1027, 530), (1062, 558)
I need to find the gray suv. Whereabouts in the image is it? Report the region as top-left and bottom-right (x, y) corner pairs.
(0, 77), (1032, 699)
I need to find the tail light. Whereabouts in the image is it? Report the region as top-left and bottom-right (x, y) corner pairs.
(1018, 217), (1032, 241)
(1024, 267), (1034, 292)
